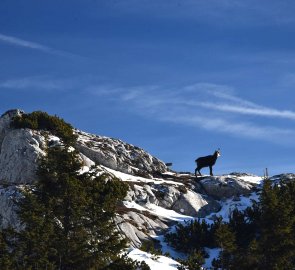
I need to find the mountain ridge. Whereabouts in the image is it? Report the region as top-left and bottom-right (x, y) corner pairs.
(0, 109), (293, 269)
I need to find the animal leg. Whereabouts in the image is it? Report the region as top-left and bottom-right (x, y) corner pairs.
(195, 167), (202, 176)
(195, 168), (198, 176)
(209, 166), (213, 176)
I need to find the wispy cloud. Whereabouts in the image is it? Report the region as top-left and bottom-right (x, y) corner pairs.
(0, 76), (72, 91)
(196, 102), (295, 120)
(87, 82), (295, 143)
(4, 75), (293, 143)
(0, 33), (79, 58)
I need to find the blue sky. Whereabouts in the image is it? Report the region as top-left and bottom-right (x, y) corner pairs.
(1, 0), (295, 175)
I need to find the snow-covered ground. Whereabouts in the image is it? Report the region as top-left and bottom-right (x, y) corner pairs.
(124, 201), (194, 222)
(204, 192), (259, 223)
(103, 166), (184, 185)
(128, 248), (181, 270)
(122, 172), (263, 270)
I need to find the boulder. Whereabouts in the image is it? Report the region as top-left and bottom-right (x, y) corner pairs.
(155, 185), (181, 209)
(172, 190), (220, 217)
(200, 176), (254, 200)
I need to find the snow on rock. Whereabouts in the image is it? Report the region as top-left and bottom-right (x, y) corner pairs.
(199, 175), (255, 200)
(128, 248), (180, 270)
(270, 173), (295, 184)
(205, 192), (259, 223)
(75, 130), (167, 177)
(124, 201), (194, 222)
(0, 109), (288, 270)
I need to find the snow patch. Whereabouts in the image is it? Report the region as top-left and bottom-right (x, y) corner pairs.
(128, 248), (180, 270)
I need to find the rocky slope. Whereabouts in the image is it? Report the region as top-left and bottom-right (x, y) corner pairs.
(1, 109), (289, 269)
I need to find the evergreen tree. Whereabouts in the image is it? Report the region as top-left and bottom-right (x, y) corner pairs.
(257, 178), (295, 269)
(213, 223), (236, 270)
(177, 250), (204, 270)
(12, 144), (130, 269)
(0, 228), (15, 269)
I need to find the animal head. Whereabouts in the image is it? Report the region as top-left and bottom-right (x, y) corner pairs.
(215, 149), (221, 157)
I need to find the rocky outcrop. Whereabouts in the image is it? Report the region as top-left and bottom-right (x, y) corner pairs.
(0, 109), (268, 250)
(75, 130), (167, 176)
(199, 176), (254, 200)
(125, 180), (221, 218)
(116, 208), (169, 248)
(0, 110), (46, 184)
(0, 110), (23, 146)
(0, 129), (46, 184)
(172, 190), (220, 217)
(0, 110), (167, 184)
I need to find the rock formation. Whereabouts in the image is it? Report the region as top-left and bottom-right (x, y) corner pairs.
(0, 109), (263, 248)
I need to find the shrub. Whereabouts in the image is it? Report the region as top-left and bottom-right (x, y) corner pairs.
(11, 111), (77, 145)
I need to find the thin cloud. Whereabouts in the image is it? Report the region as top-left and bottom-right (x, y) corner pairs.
(0, 76), (80, 92)
(197, 102), (295, 120)
(176, 83), (295, 120)
(0, 33), (79, 58)
(163, 114), (295, 142)
(87, 82), (295, 143)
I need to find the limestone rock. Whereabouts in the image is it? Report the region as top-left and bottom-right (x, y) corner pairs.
(75, 130), (167, 176)
(155, 185), (181, 209)
(200, 176), (254, 199)
(116, 211), (169, 248)
(0, 110), (24, 146)
(172, 190), (221, 217)
(0, 129), (46, 184)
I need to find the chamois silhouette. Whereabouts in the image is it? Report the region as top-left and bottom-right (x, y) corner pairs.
(195, 149), (221, 176)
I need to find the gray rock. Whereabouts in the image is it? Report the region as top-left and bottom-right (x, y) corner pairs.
(116, 211), (169, 248)
(155, 185), (181, 208)
(172, 190), (221, 217)
(75, 130), (167, 176)
(200, 176), (254, 199)
(116, 216), (148, 248)
(0, 129), (45, 184)
(0, 109), (24, 147)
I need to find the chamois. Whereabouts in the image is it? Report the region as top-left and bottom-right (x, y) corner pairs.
(195, 149), (221, 176)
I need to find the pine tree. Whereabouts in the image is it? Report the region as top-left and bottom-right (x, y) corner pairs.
(0, 228), (15, 269)
(213, 223), (236, 270)
(257, 178), (295, 269)
(12, 143), (130, 269)
(177, 250), (204, 270)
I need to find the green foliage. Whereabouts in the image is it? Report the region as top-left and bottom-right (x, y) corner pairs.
(177, 250), (204, 270)
(140, 239), (162, 257)
(256, 178), (295, 269)
(1, 144), (136, 269)
(165, 219), (213, 254)
(0, 228), (16, 270)
(212, 223), (236, 270)
(166, 177), (295, 270)
(11, 111), (77, 145)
